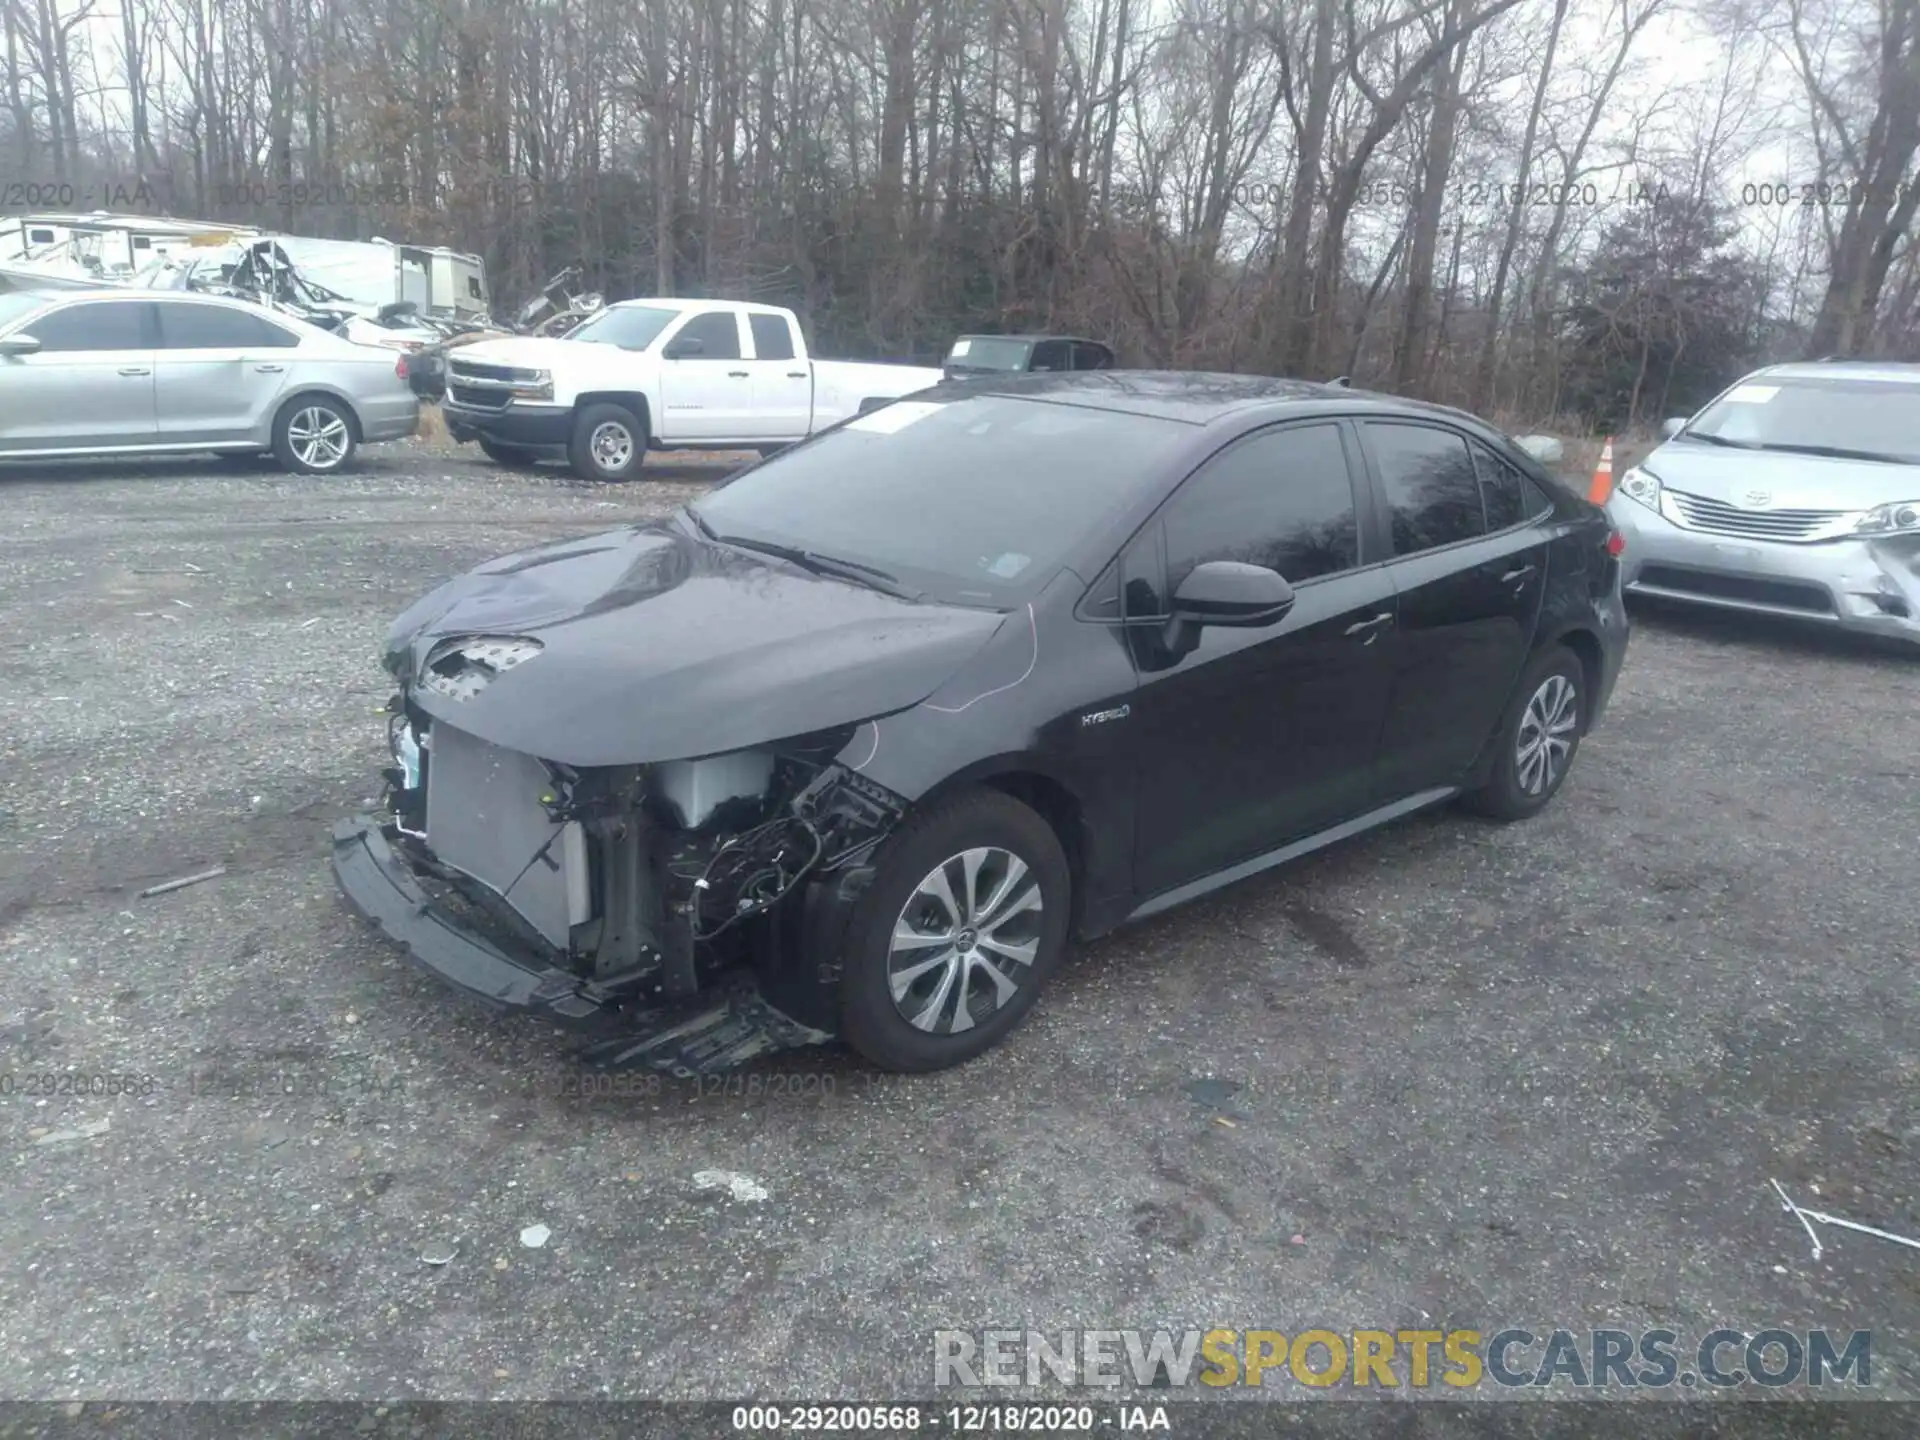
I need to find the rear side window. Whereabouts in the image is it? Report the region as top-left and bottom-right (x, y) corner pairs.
(748, 313), (796, 361)
(1471, 441), (1553, 529)
(156, 303), (297, 349)
(23, 301), (150, 352)
(1072, 342), (1112, 371)
(1030, 340), (1071, 372)
(1365, 422), (1487, 555)
(1160, 423), (1360, 593)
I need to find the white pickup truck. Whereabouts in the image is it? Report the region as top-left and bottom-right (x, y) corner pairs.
(439, 297), (946, 480)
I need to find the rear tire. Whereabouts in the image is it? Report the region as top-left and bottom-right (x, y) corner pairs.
(839, 788), (1071, 1073)
(272, 395), (358, 475)
(477, 436), (538, 467)
(568, 402), (646, 481)
(1461, 645), (1585, 821)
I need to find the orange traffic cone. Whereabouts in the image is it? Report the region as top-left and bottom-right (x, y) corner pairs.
(1587, 437), (1615, 504)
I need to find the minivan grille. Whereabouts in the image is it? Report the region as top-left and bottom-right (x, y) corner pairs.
(1635, 564), (1834, 614)
(1664, 489), (1847, 542)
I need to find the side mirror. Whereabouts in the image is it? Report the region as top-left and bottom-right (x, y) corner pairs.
(1660, 417), (1687, 439)
(0, 333), (41, 357)
(664, 336), (705, 359)
(1171, 560), (1295, 627)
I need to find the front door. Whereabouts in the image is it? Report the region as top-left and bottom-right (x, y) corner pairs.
(1358, 420), (1550, 799)
(1125, 420), (1399, 899)
(656, 309), (752, 442)
(0, 297), (158, 453)
(152, 301), (299, 444)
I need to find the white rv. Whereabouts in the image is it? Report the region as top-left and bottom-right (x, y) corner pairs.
(0, 212), (261, 279)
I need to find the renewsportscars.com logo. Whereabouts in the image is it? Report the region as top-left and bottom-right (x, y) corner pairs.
(932, 1328), (1873, 1391)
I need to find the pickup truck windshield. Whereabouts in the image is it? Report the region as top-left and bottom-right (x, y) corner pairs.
(689, 395), (1188, 608)
(1684, 376), (1920, 464)
(567, 305), (681, 351)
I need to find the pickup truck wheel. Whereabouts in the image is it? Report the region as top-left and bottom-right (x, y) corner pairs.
(569, 403), (646, 482)
(838, 789), (1070, 1073)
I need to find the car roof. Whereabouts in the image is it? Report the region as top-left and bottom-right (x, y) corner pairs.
(1750, 360), (1920, 385)
(924, 369), (1488, 427)
(608, 297), (791, 317)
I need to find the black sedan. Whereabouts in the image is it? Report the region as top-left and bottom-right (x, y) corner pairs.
(332, 372), (1629, 1073)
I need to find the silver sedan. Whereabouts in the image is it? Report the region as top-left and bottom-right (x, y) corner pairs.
(1608, 361), (1920, 644)
(0, 288), (419, 473)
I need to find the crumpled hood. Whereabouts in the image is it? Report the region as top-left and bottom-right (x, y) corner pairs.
(1641, 442), (1920, 511)
(386, 519), (1009, 766)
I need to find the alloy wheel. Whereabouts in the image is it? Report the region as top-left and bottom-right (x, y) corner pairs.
(288, 407), (351, 470)
(1515, 673), (1579, 796)
(887, 847), (1045, 1035)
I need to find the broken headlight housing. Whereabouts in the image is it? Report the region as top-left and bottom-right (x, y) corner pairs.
(1616, 466), (1661, 512)
(418, 635), (544, 701)
(1854, 500), (1920, 535)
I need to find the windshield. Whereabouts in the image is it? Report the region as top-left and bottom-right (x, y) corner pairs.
(689, 395), (1189, 607)
(1684, 376), (1920, 463)
(946, 337), (1034, 371)
(0, 292), (52, 330)
(568, 305), (681, 351)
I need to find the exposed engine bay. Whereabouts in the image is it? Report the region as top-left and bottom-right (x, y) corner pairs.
(376, 688), (905, 1032)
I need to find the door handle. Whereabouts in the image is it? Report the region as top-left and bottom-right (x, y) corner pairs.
(1501, 564), (1536, 583)
(786, 371), (807, 379)
(728, 370), (750, 378)
(118, 366), (150, 376)
(1344, 613), (1393, 636)
(254, 363), (285, 373)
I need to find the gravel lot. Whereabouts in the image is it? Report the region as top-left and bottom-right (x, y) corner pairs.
(2, 438), (1918, 1410)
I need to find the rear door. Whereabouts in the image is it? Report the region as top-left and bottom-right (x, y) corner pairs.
(0, 298), (157, 453)
(743, 311), (812, 441)
(1359, 420), (1550, 800)
(1124, 421), (1399, 897)
(657, 309), (751, 440)
(152, 301), (300, 443)
(1028, 340), (1072, 372)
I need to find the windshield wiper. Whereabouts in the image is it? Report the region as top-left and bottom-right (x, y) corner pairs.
(703, 529), (922, 600)
(1747, 441), (1920, 466)
(1687, 432), (1761, 449)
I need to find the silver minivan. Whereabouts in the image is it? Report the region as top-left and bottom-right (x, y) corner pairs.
(0, 288), (420, 473)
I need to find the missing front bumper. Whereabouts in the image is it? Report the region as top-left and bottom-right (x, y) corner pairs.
(329, 815), (839, 1075)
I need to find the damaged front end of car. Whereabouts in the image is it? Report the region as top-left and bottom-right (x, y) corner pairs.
(331, 646), (908, 1075)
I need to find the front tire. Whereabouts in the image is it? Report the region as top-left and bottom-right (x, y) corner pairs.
(272, 395), (357, 475)
(1461, 645), (1585, 821)
(568, 402), (646, 481)
(839, 789), (1071, 1073)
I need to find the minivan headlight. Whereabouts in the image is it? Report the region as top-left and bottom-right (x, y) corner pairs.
(1617, 466), (1662, 511)
(1855, 500), (1920, 535)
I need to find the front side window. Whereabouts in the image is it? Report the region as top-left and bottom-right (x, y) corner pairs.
(668, 310), (743, 360)
(1159, 423), (1360, 595)
(690, 394), (1188, 608)
(945, 337), (1033, 371)
(20, 301), (150, 352)
(1365, 422), (1487, 556)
